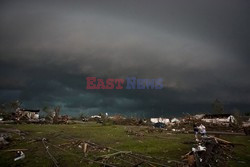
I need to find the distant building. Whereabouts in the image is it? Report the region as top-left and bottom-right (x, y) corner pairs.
(150, 117), (170, 124)
(201, 114), (236, 124)
(171, 118), (180, 123)
(193, 114), (205, 119)
(242, 118), (250, 127)
(90, 115), (101, 119)
(109, 115), (126, 120)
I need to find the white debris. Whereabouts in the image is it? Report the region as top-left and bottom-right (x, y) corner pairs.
(14, 151), (25, 161)
(171, 118), (180, 123)
(192, 144), (206, 152)
(90, 115), (101, 119)
(198, 145), (206, 151)
(150, 118), (170, 124)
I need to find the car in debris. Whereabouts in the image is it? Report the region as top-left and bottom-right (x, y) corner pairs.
(153, 122), (166, 128)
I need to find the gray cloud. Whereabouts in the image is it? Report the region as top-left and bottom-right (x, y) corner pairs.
(0, 0), (250, 116)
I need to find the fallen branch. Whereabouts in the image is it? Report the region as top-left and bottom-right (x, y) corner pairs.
(213, 136), (232, 145)
(3, 149), (28, 152)
(97, 151), (132, 159)
(45, 140), (117, 167)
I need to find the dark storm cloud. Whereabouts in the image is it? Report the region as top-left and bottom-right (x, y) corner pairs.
(0, 0), (250, 116)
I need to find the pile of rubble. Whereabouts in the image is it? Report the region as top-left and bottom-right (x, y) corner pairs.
(182, 136), (234, 167)
(0, 128), (28, 162)
(0, 128), (27, 148)
(0, 133), (11, 149)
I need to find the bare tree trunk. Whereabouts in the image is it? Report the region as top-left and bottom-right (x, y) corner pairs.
(53, 106), (60, 124)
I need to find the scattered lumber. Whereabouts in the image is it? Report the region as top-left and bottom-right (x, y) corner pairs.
(213, 136), (232, 145)
(3, 148), (28, 152)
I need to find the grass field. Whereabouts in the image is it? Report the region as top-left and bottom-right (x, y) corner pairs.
(0, 123), (250, 166)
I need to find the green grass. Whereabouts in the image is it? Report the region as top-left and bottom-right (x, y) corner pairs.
(223, 135), (250, 167)
(0, 123), (250, 166)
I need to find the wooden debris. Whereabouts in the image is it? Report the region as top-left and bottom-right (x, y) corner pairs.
(83, 142), (88, 154)
(3, 148), (28, 152)
(97, 151), (132, 159)
(213, 136), (232, 145)
(183, 136), (234, 167)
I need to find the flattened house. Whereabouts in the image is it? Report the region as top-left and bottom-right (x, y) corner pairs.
(201, 114), (236, 124)
(15, 108), (40, 120)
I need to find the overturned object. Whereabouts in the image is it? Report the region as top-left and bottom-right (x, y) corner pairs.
(154, 122), (166, 128)
(14, 151), (25, 161)
(192, 144), (206, 152)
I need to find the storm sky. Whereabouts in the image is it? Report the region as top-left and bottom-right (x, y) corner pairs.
(0, 0), (250, 117)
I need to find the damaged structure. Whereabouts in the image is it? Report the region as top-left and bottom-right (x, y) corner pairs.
(150, 117), (170, 124)
(15, 108), (40, 121)
(201, 114), (236, 124)
(171, 118), (180, 123)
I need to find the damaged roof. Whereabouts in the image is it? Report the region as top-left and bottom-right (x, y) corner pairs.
(20, 109), (40, 112)
(203, 114), (232, 119)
